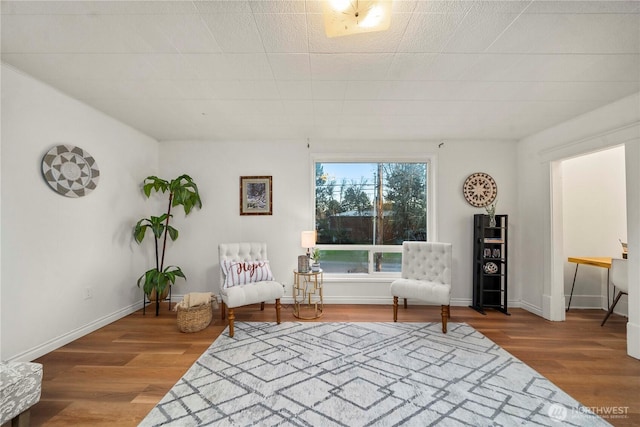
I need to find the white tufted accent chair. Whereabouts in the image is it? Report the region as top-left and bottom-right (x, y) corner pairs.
(218, 242), (284, 337)
(390, 241), (452, 333)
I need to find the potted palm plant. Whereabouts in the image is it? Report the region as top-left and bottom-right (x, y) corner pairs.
(134, 175), (202, 316)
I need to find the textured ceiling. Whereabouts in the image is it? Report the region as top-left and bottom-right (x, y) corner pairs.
(2, 0), (639, 142)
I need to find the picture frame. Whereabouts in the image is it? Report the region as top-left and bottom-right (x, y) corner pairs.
(240, 176), (272, 215)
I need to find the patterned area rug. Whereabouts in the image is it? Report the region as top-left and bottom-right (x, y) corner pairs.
(140, 322), (609, 426)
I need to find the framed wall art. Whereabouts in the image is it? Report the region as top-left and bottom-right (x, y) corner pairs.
(240, 176), (272, 215)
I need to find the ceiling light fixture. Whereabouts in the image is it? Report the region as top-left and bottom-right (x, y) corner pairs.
(323, 0), (392, 38)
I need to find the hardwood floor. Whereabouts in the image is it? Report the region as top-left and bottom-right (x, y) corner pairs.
(20, 304), (639, 426)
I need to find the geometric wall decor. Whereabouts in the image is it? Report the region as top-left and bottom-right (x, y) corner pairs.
(462, 172), (497, 207)
(41, 144), (100, 197)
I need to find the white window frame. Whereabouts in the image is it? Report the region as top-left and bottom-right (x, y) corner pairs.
(311, 153), (437, 281)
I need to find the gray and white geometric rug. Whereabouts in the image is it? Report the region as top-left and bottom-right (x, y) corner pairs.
(139, 322), (610, 426)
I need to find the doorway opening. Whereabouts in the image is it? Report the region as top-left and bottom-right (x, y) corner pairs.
(552, 145), (627, 318)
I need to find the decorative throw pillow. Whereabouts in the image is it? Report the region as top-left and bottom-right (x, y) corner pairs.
(222, 260), (274, 288)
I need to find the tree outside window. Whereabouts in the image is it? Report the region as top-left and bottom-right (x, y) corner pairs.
(315, 162), (428, 274)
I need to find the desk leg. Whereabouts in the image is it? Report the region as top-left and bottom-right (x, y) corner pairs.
(607, 269), (610, 309)
(566, 263), (579, 312)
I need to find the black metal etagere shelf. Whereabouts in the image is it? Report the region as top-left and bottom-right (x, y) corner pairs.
(471, 214), (510, 315)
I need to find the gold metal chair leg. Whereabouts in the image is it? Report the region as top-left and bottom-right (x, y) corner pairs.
(228, 308), (235, 337)
(441, 305), (449, 333)
(393, 296), (398, 322)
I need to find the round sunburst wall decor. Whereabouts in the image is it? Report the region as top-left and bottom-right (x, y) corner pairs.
(42, 144), (100, 197)
(462, 172), (497, 207)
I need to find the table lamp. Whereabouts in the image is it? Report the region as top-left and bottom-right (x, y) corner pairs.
(299, 230), (316, 272)
(301, 231), (316, 256)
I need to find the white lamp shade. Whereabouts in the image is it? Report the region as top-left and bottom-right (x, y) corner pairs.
(301, 231), (316, 249)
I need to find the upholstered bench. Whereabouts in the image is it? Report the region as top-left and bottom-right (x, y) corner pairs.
(0, 362), (43, 427)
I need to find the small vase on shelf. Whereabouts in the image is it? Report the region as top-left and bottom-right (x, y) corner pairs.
(485, 202), (497, 227)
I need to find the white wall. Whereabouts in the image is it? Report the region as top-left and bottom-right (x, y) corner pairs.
(3, 63), (636, 361)
(624, 141), (640, 358)
(517, 92), (640, 359)
(159, 139), (518, 307)
(0, 65), (159, 361)
(562, 146), (627, 310)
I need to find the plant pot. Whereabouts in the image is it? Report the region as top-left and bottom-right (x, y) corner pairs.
(311, 263), (321, 272)
(147, 286), (169, 302)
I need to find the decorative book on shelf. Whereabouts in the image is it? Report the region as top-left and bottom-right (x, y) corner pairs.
(484, 238), (504, 244)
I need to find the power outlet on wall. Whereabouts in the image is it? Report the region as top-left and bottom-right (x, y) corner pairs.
(84, 287), (93, 300)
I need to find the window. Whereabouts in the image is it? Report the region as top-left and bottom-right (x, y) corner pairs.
(314, 160), (430, 275)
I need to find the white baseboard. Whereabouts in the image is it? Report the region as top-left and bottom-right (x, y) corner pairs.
(519, 300), (542, 317)
(7, 302), (141, 363)
(565, 294), (608, 310)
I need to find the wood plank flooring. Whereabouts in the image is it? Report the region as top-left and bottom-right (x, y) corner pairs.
(17, 304), (640, 426)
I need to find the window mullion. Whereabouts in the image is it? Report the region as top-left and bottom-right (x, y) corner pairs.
(368, 249), (373, 274)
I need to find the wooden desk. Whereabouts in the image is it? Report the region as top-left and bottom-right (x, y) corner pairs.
(566, 256), (612, 311)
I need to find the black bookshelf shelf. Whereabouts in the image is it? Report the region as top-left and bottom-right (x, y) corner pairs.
(470, 214), (510, 316)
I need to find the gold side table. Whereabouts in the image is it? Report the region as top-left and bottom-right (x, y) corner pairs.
(293, 269), (324, 319)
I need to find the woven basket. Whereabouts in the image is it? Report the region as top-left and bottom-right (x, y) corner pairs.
(177, 302), (212, 333)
